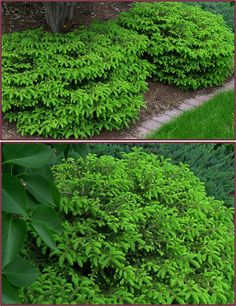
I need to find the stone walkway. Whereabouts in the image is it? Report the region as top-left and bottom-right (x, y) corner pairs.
(130, 79), (234, 138)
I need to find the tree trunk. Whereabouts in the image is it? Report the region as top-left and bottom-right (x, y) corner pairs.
(44, 2), (76, 33)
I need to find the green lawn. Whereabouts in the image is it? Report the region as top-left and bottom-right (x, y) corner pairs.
(147, 90), (234, 139)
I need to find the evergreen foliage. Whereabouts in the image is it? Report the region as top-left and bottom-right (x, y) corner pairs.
(2, 3), (234, 137)
(148, 144), (235, 208)
(20, 150), (234, 304)
(117, 2), (234, 89)
(88, 144), (234, 207)
(2, 22), (152, 138)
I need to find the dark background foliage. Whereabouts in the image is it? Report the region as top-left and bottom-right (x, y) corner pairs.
(186, 1), (234, 31)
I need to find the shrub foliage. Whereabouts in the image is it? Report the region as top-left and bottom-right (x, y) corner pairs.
(2, 22), (152, 138)
(87, 143), (234, 207)
(2, 3), (234, 137)
(20, 150), (234, 304)
(118, 2), (234, 89)
(146, 143), (235, 208)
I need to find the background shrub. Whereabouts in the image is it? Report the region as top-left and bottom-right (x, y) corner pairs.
(88, 143), (234, 207)
(117, 2), (234, 89)
(20, 150), (234, 304)
(146, 143), (235, 208)
(186, 1), (234, 32)
(2, 22), (152, 138)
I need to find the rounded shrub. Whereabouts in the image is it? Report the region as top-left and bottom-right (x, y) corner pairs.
(117, 2), (234, 89)
(20, 150), (233, 304)
(2, 22), (152, 138)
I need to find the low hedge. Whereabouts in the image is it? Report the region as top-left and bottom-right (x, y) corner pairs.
(117, 2), (234, 89)
(2, 22), (152, 138)
(20, 150), (234, 304)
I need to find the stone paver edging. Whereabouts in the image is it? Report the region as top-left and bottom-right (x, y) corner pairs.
(133, 79), (234, 138)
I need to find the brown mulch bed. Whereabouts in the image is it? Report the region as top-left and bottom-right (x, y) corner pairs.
(1, 2), (233, 140)
(2, 2), (132, 33)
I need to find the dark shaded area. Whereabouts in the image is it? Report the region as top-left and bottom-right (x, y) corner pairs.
(2, 1), (132, 33)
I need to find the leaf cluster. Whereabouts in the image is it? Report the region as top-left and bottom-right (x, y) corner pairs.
(117, 2), (234, 89)
(2, 144), (63, 304)
(21, 149), (234, 304)
(2, 22), (152, 138)
(146, 143), (235, 208)
(87, 143), (234, 207)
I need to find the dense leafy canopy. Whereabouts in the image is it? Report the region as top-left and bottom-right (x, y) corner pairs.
(2, 2), (234, 138)
(20, 150), (234, 304)
(118, 2), (234, 89)
(88, 143), (235, 208)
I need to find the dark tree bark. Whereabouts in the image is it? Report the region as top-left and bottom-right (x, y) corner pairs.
(44, 2), (76, 33)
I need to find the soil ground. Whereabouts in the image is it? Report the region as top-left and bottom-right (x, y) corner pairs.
(2, 2), (233, 140)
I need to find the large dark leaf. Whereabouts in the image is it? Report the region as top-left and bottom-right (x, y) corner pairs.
(2, 174), (26, 215)
(32, 204), (63, 233)
(2, 215), (27, 268)
(23, 174), (60, 206)
(32, 221), (57, 250)
(26, 165), (54, 181)
(3, 144), (53, 168)
(2, 277), (19, 304)
(3, 256), (39, 287)
(25, 191), (39, 210)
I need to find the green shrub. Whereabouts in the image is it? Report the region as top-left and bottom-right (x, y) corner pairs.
(2, 22), (152, 138)
(20, 150), (234, 304)
(117, 2), (234, 89)
(87, 143), (234, 207)
(186, 1), (234, 32)
(146, 144), (235, 208)
(88, 143), (134, 158)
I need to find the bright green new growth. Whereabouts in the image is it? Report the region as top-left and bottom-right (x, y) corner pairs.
(2, 22), (152, 138)
(21, 150), (234, 304)
(118, 2), (234, 89)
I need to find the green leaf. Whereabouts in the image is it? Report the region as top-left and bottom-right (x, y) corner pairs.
(2, 164), (12, 175)
(25, 191), (39, 210)
(2, 277), (19, 304)
(31, 204), (63, 233)
(3, 144), (53, 168)
(32, 220), (57, 250)
(2, 215), (27, 268)
(2, 174), (26, 215)
(27, 165), (54, 181)
(3, 256), (39, 287)
(23, 174), (60, 206)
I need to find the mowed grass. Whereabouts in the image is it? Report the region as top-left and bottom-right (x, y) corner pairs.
(147, 90), (234, 139)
